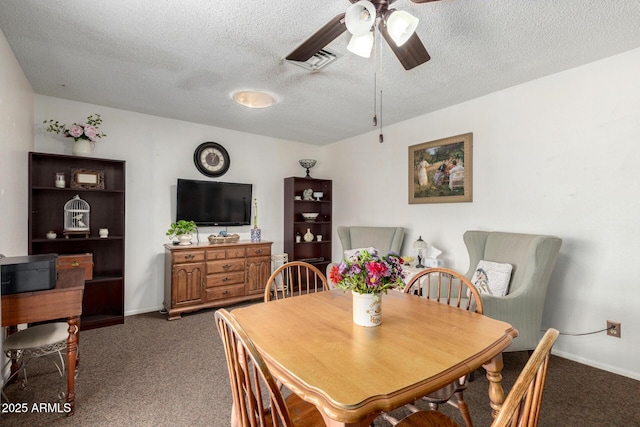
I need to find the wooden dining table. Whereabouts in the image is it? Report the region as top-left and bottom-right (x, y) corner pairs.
(232, 289), (518, 427)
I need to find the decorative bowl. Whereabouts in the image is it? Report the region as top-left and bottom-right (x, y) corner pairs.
(299, 159), (317, 169)
(301, 212), (319, 221)
(313, 191), (323, 200)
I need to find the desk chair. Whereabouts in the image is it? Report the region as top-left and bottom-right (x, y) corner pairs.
(382, 268), (484, 427)
(2, 322), (69, 402)
(264, 261), (329, 302)
(214, 308), (324, 426)
(389, 328), (559, 427)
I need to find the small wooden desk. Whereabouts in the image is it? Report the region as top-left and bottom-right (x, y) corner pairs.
(232, 290), (517, 427)
(2, 269), (84, 415)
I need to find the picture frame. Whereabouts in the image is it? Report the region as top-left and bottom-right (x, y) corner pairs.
(408, 133), (472, 204)
(71, 168), (105, 190)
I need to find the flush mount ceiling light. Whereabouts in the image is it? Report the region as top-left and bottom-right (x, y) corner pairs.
(232, 90), (277, 109)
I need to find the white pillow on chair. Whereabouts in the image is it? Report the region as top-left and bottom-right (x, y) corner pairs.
(471, 260), (513, 297)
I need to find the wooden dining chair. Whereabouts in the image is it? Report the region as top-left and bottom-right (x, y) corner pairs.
(382, 268), (484, 427)
(214, 308), (324, 427)
(387, 328), (560, 427)
(264, 261), (330, 302)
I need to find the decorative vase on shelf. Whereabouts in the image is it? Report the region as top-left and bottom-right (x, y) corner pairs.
(303, 228), (314, 242)
(251, 227), (261, 242)
(352, 292), (382, 327)
(72, 139), (92, 156)
(177, 234), (193, 246)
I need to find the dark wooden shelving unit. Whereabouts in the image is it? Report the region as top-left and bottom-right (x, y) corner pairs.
(283, 177), (332, 276)
(28, 152), (125, 330)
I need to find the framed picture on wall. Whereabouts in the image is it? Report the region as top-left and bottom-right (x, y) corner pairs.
(408, 133), (473, 204)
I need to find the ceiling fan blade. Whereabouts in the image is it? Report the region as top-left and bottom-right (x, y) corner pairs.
(379, 22), (431, 70)
(410, 0), (445, 3)
(286, 13), (347, 62)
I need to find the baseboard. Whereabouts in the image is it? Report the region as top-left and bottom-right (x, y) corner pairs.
(125, 306), (164, 317)
(552, 349), (640, 381)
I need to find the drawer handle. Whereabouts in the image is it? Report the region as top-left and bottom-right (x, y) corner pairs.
(223, 277), (230, 282)
(223, 290), (230, 295)
(71, 261), (79, 267)
(255, 249), (263, 254)
(223, 264), (231, 269)
(185, 254), (195, 260)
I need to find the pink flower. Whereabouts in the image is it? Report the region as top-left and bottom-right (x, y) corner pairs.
(83, 125), (97, 141)
(68, 125), (83, 138)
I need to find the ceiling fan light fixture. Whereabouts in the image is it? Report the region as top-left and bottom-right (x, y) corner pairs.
(386, 9), (419, 47)
(347, 32), (374, 58)
(345, 0), (376, 36)
(232, 90), (277, 109)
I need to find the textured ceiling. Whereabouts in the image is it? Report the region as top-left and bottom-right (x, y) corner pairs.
(1, 0), (640, 145)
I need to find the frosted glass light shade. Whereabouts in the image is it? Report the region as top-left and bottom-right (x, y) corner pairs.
(345, 1), (376, 36)
(232, 91), (277, 109)
(387, 10), (419, 47)
(347, 32), (374, 58)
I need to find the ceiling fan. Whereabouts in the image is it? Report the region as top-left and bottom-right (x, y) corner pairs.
(285, 0), (443, 70)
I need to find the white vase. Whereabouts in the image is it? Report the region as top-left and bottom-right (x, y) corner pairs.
(72, 139), (93, 156)
(177, 234), (193, 245)
(352, 291), (382, 327)
(303, 228), (314, 242)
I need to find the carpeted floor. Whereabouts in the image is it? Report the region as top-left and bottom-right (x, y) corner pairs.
(2, 306), (639, 426)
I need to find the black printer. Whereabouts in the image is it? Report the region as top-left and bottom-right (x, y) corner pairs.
(0, 254), (57, 295)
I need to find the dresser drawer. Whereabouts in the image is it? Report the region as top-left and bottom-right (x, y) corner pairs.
(205, 271), (245, 287)
(226, 248), (245, 258)
(207, 259), (245, 274)
(172, 250), (205, 264)
(206, 249), (226, 260)
(247, 245), (271, 257)
(205, 284), (245, 300)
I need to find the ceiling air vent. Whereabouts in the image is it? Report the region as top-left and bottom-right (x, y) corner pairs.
(285, 48), (341, 72)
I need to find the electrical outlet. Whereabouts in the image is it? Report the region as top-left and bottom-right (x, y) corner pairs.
(607, 321), (621, 338)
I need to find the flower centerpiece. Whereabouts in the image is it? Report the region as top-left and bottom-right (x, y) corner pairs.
(329, 248), (405, 326)
(43, 114), (106, 156)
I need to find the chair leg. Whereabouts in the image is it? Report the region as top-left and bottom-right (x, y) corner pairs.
(454, 390), (473, 427)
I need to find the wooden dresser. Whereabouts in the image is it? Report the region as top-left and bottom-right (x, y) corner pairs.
(163, 241), (272, 320)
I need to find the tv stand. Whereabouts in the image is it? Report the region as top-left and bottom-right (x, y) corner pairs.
(163, 240), (272, 319)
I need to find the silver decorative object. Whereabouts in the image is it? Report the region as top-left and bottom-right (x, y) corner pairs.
(299, 159), (317, 177)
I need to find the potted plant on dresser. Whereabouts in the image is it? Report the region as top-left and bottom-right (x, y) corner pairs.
(166, 220), (197, 245)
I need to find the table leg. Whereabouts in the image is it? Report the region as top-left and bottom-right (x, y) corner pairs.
(66, 316), (80, 416)
(483, 352), (506, 418)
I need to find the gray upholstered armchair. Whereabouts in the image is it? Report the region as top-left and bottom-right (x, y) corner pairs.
(326, 226), (405, 281)
(463, 230), (562, 352)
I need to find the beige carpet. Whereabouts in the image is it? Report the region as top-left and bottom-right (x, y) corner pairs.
(3, 306), (639, 426)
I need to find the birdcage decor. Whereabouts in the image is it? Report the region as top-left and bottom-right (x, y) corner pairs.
(63, 195), (90, 238)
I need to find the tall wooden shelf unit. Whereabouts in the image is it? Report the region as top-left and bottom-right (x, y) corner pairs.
(283, 177), (332, 275)
(28, 152), (125, 330)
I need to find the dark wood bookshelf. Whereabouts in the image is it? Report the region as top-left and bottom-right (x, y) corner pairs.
(28, 152), (125, 330)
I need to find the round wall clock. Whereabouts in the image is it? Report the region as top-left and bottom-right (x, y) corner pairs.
(193, 142), (230, 177)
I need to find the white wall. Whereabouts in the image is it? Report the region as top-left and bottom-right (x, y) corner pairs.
(34, 97), (324, 316)
(325, 48), (640, 380)
(0, 29), (34, 256)
(0, 27), (34, 390)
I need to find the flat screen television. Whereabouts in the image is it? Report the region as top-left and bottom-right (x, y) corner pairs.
(176, 178), (252, 226)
